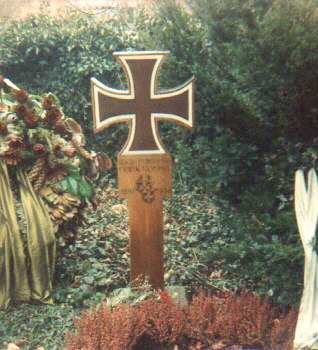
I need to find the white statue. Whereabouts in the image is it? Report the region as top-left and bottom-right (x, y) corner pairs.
(294, 169), (318, 349)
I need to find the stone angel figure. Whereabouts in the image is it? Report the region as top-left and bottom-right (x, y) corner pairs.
(294, 169), (318, 349)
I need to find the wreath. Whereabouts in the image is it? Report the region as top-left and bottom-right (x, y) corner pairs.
(0, 76), (111, 242)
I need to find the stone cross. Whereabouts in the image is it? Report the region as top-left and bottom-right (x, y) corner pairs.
(91, 51), (194, 289)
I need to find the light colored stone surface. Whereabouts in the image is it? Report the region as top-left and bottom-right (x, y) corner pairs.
(7, 344), (20, 350)
(294, 169), (318, 349)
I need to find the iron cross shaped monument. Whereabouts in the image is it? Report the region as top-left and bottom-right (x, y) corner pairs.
(91, 51), (194, 289)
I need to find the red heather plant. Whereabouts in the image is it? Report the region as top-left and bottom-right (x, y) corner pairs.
(65, 291), (297, 350)
(213, 292), (275, 348)
(65, 295), (184, 350)
(270, 308), (297, 350)
(100, 304), (146, 350)
(140, 292), (187, 345)
(66, 304), (144, 350)
(186, 291), (216, 346)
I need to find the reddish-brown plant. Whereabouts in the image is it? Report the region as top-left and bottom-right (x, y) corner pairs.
(270, 308), (298, 350)
(213, 292), (275, 348)
(186, 291), (216, 346)
(66, 305), (110, 350)
(136, 295), (187, 345)
(44, 106), (62, 126)
(64, 291), (298, 350)
(98, 304), (145, 350)
(65, 296), (187, 350)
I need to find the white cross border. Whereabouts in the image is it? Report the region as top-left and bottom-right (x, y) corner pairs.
(91, 51), (194, 155)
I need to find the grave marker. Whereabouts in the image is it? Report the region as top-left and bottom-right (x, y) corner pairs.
(91, 51), (195, 289)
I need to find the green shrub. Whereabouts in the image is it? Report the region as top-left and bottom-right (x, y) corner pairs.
(0, 12), (140, 155)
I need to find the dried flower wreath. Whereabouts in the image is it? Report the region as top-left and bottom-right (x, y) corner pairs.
(0, 76), (111, 233)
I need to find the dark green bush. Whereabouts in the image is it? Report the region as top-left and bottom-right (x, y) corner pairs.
(138, 0), (318, 196)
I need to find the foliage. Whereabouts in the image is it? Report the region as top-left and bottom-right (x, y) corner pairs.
(0, 12), (139, 156)
(138, 0), (318, 249)
(54, 182), (303, 309)
(141, 0), (318, 191)
(205, 201), (304, 305)
(0, 303), (75, 350)
(55, 183), (225, 307)
(53, 182), (128, 307)
(65, 291), (297, 350)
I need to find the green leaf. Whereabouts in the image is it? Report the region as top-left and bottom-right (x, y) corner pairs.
(78, 178), (93, 200)
(57, 176), (79, 197)
(67, 176), (79, 195)
(66, 165), (81, 178)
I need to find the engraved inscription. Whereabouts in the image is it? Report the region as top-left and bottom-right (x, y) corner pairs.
(118, 154), (172, 199)
(118, 157), (171, 173)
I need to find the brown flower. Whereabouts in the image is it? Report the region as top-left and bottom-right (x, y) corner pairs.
(8, 135), (23, 149)
(0, 75), (5, 89)
(63, 145), (76, 158)
(55, 120), (68, 135)
(0, 123), (8, 135)
(24, 112), (39, 128)
(47, 166), (67, 182)
(53, 144), (63, 158)
(12, 89), (29, 104)
(53, 144), (62, 153)
(45, 107), (62, 127)
(14, 104), (28, 118)
(2, 149), (21, 165)
(33, 143), (46, 154)
(42, 95), (54, 110)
